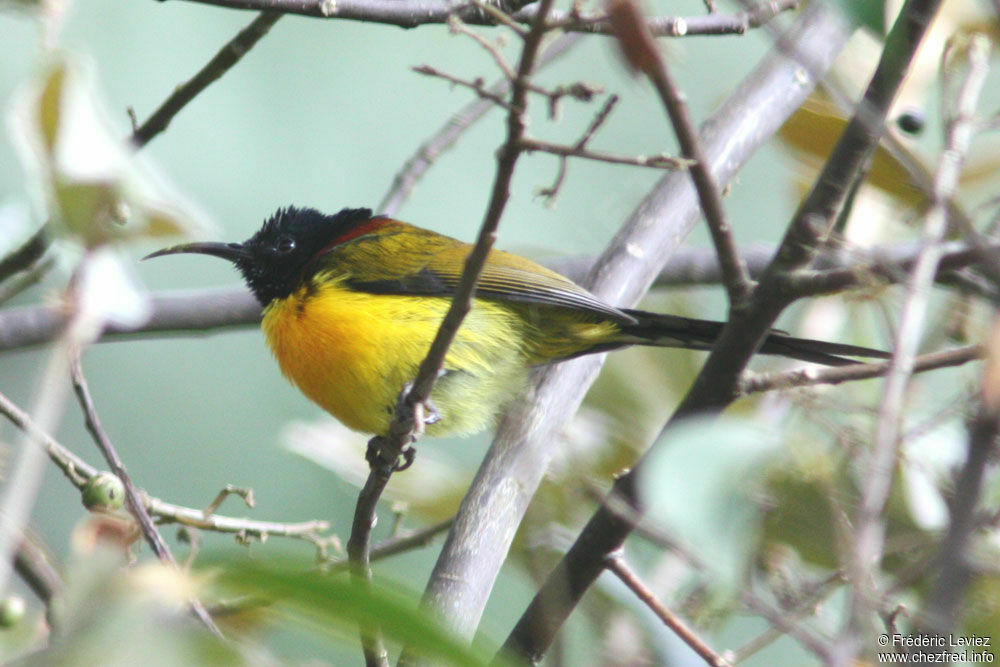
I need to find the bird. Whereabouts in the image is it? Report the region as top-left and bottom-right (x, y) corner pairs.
(145, 206), (888, 441)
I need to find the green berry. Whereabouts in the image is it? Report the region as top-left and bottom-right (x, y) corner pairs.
(82, 472), (125, 512)
(0, 595), (25, 627)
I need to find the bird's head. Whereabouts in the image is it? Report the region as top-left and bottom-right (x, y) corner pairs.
(144, 206), (374, 304)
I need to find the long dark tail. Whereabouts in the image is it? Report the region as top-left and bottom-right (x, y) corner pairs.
(618, 309), (890, 367)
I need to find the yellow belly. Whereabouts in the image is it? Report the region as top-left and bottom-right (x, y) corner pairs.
(261, 280), (531, 436)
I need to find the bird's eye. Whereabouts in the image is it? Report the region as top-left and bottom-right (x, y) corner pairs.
(276, 237), (296, 254)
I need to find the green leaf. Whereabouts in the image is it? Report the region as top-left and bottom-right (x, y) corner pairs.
(213, 558), (506, 666)
(638, 417), (780, 599)
(37, 60), (66, 154)
(10, 54), (213, 248)
(763, 471), (838, 570)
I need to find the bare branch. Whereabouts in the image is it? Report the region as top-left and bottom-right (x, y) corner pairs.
(608, 0), (751, 305)
(407, 2), (851, 657)
(739, 345), (985, 395)
(68, 353), (223, 637)
(349, 1), (560, 663)
(0, 386), (336, 553)
(502, 0), (941, 657)
(411, 65), (513, 110)
(848, 32), (990, 649)
(160, 0), (797, 37)
(606, 553), (730, 667)
(378, 33), (581, 215)
(130, 12), (282, 147)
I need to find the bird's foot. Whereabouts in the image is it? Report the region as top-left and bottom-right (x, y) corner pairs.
(365, 381), (442, 475)
(365, 436), (415, 475)
(396, 380), (441, 438)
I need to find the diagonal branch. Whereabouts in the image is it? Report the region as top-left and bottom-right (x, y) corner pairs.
(845, 29), (989, 651)
(608, 0), (752, 305)
(502, 0), (940, 660)
(69, 353), (222, 637)
(346, 0), (559, 663)
(606, 553), (730, 667)
(130, 11), (283, 147)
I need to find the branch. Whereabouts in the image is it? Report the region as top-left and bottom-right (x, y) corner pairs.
(738, 345), (985, 394)
(846, 29), (989, 650)
(608, 0), (751, 305)
(606, 553), (730, 667)
(0, 386), (337, 553)
(0, 228), (49, 288)
(919, 392), (1000, 635)
(411, 3), (853, 656)
(378, 33), (581, 214)
(161, 0), (797, 37)
(68, 353), (223, 637)
(502, 0), (940, 657)
(349, 1), (560, 663)
(130, 11), (283, 147)
(324, 518), (452, 574)
(6, 236), (1000, 356)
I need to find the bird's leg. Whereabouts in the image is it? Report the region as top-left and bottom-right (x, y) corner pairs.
(366, 381), (442, 474)
(365, 436), (403, 475)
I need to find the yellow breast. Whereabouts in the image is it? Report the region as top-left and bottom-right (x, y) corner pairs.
(261, 279), (531, 436)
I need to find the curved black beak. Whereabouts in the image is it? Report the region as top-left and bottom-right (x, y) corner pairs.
(142, 242), (249, 264)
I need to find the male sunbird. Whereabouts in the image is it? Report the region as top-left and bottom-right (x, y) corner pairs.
(146, 206), (886, 438)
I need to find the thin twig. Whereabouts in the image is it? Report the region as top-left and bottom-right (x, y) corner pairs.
(846, 27), (987, 649)
(742, 589), (833, 661)
(161, 0), (797, 37)
(739, 345), (985, 395)
(606, 553), (730, 667)
(448, 15), (516, 80)
(411, 65), (514, 109)
(731, 572), (844, 663)
(609, 0), (752, 305)
(325, 518), (453, 574)
(534, 94), (622, 200)
(347, 0), (563, 659)
(68, 353), (223, 637)
(203, 484), (255, 516)
(378, 33), (581, 215)
(130, 11), (282, 147)
(502, 1), (936, 660)
(0, 386), (336, 555)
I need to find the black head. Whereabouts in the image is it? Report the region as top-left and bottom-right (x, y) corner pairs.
(144, 206), (374, 305)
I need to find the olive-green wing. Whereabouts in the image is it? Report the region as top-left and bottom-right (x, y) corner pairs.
(344, 236), (634, 324)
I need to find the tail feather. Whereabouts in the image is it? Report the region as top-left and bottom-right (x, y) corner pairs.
(618, 309), (889, 367)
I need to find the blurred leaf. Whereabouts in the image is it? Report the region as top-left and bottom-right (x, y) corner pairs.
(37, 60), (65, 154)
(829, 0), (884, 33)
(284, 419), (469, 520)
(779, 93), (925, 208)
(72, 247), (151, 346)
(962, 575), (1000, 642)
(214, 558), (505, 666)
(19, 534), (239, 667)
(639, 417), (780, 599)
(763, 472), (839, 570)
(9, 54), (213, 248)
(52, 178), (120, 245)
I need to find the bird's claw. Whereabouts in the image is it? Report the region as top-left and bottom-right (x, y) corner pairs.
(365, 436), (416, 475)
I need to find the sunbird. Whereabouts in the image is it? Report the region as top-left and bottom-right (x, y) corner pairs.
(146, 206), (887, 438)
